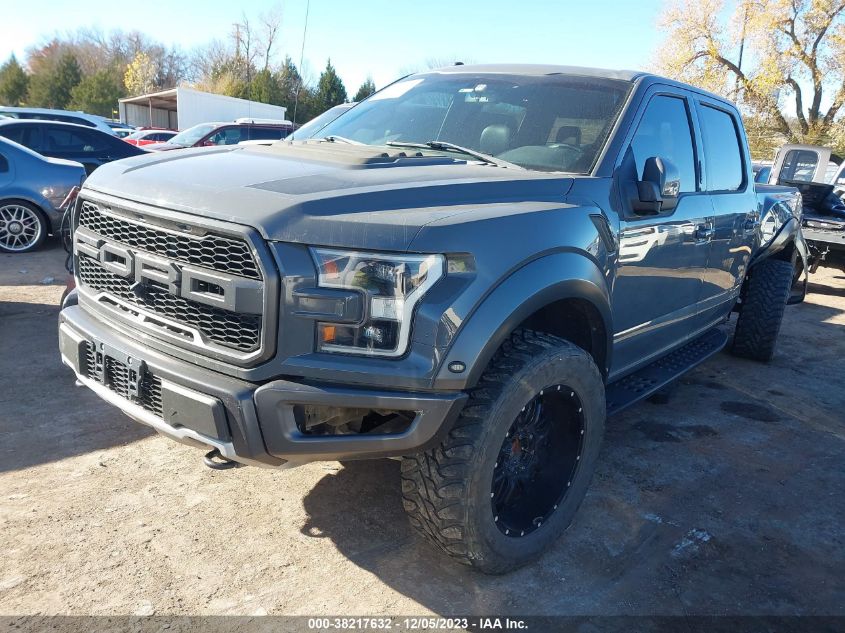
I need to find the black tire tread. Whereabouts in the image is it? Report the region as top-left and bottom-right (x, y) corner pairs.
(400, 329), (597, 570)
(731, 258), (794, 362)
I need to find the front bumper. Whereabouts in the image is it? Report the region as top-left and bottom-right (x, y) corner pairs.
(59, 306), (467, 467)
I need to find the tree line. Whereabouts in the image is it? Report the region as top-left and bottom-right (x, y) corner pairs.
(656, 0), (845, 159)
(0, 13), (377, 125)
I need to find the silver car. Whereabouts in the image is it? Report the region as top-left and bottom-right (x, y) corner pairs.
(0, 137), (85, 253)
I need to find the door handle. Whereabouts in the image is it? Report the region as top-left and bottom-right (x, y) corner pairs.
(694, 224), (714, 241)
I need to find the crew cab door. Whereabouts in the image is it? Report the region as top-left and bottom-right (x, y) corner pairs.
(610, 90), (712, 377)
(692, 97), (757, 324)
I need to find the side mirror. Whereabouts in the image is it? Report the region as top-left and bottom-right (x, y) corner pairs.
(632, 156), (680, 215)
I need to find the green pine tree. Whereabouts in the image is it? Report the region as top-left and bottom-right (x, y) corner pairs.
(314, 59), (347, 114)
(0, 55), (29, 106)
(69, 69), (125, 117)
(352, 77), (376, 102)
(28, 52), (82, 109)
(250, 68), (283, 105)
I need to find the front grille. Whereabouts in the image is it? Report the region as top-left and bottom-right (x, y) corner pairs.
(78, 255), (261, 352)
(78, 201), (261, 280)
(84, 342), (163, 418)
(75, 198), (269, 358)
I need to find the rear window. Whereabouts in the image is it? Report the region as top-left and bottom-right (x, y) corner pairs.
(780, 149), (819, 183)
(248, 126), (287, 141)
(699, 105), (744, 191)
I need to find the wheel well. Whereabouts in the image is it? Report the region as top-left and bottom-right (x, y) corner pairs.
(518, 298), (608, 378)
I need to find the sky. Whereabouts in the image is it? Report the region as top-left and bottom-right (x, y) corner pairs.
(1, 0), (665, 93)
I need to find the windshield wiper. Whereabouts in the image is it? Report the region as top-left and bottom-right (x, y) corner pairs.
(385, 140), (520, 169)
(320, 135), (362, 145)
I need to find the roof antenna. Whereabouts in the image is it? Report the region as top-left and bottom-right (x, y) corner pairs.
(292, 0), (310, 128)
(454, 61), (464, 66)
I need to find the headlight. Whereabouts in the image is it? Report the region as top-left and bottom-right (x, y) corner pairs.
(311, 247), (445, 357)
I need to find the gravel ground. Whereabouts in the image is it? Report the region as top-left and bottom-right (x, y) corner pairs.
(1, 240), (843, 619)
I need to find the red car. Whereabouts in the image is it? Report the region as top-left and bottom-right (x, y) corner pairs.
(124, 129), (178, 147)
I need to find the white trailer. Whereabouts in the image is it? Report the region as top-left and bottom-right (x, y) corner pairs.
(119, 87), (287, 131)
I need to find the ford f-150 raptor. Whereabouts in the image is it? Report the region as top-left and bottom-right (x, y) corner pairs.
(58, 64), (808, 573)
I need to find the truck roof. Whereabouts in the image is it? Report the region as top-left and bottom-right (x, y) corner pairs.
(428, 63), (644, 81)
(426, 64), (735, 106)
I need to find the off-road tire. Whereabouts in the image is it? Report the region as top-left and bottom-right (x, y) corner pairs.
(731, 258), (794, 362)
(400, 329), (605, 574)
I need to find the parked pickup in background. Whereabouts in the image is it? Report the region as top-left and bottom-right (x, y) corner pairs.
(59, 64), (808, 573)
(766, 143), (845, 272)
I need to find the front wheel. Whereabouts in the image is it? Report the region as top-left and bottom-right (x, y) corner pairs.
(0, 201), (47, 253)
(401, 329), (606, 574)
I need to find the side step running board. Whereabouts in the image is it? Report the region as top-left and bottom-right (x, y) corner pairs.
(606, 328), (728, 416)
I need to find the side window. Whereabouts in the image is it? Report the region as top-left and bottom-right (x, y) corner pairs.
(699, 105), (744, 191)
(206, 127), (244, 145)
(247, 126), (285, 141)
(779, 149), (819, 183)
(43, 127), (102, 152)
(630, 95), (697, 193)
(0, 126), (27, 145)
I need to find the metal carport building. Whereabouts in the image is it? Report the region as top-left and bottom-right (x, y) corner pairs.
(119, 87), (287, 131)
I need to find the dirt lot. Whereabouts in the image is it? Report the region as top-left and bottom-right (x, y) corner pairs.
(1, 240), (844, 618)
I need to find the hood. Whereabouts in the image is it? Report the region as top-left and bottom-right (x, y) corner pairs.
(82, 142), (574, 252)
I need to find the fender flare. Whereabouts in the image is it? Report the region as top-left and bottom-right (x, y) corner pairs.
(433, 252), (613, 390)
(749, 217), (809, 304)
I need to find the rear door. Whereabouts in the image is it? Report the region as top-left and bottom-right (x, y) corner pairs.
(611, 89), (713, 376)
(692, 97), (756, 326)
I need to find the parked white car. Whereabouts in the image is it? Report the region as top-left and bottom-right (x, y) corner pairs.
(0, 107), (117, 136)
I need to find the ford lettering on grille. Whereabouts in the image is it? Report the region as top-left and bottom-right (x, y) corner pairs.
(74, 200), (268, 358)
(75, 226), (262, 313)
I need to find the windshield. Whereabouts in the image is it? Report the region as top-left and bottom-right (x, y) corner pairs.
(291, 104), (354, 140)
(167, 123), (218, 147)
(317, 73), (631, 172)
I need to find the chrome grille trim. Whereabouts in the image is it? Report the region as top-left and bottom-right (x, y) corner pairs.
(73, 191), (278, 367)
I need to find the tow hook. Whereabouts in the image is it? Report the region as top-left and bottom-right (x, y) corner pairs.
(203, 448), (242, 470)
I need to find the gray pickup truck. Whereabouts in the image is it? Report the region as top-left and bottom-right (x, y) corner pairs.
(59, 64), (808, 573)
